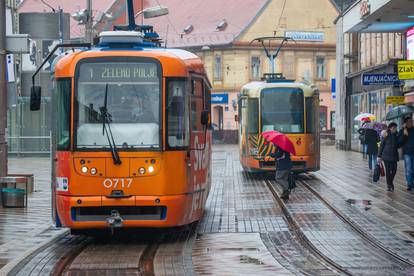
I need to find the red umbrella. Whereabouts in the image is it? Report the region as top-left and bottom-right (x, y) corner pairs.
(262, 130), (296, 155)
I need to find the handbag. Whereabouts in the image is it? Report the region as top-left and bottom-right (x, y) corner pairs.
(373, 163), (381, 182)
(288, 172), (296, 191)
(379, 162), (385, 177)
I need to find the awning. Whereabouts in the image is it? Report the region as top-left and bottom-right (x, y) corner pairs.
(343, 0), (414, 33)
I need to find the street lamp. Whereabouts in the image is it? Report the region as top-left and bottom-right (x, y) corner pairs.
(134, 6), (169, 19)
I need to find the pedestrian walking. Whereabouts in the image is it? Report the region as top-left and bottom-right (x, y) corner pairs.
(398, 117), (414, 191)
(364, 128), (379, 173)
(378, 122), (399, 191)
(270, 147), (293, 200)
(358, 120), (371, 159)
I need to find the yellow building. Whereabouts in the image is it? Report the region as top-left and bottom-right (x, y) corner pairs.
(147, 0), (340, 142)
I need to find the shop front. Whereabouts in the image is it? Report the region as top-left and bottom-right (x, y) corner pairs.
(347, 63), (403, 151)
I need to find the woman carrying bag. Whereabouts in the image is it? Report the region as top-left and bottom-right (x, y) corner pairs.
(378, 122), (400, 191)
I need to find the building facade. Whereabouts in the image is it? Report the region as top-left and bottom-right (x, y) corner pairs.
(147, 0), (340, 142)
(336, 0), (413, 151)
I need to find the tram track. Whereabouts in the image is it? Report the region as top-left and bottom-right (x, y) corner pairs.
(264, 177), (352, 276)
(299, 177), (414, 268)
(11, 225), (197, 276)
(265, 175), (414, 275)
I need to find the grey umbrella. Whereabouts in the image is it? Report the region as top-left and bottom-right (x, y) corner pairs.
(385, 105), (414, 120)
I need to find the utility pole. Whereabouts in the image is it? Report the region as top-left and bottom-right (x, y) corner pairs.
(0, 0), (8, 177)
(85, 0), (93, 43)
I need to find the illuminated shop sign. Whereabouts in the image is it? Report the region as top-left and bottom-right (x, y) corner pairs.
(284, 31), (324, 42)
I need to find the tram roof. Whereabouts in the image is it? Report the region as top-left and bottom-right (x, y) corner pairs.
(240, 81), (318, 98)
(53, 47), (206, 78)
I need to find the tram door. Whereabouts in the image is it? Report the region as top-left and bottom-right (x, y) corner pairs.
(189, 78), (210, 218)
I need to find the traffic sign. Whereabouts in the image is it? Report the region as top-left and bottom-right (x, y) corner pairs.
(398, 60), (414, 80)
(386, 96), (405, 105)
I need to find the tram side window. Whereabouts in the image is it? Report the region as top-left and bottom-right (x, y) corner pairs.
(191, 79), (204, 131)
(54, 78), (71, 150)
(247, 98), (259, 134)
(305, 97), (315, 133)
(167, 79), (190, 148)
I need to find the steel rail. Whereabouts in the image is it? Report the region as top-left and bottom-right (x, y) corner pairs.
(299, 178), (414, 267)
(264, 178), (353, 276)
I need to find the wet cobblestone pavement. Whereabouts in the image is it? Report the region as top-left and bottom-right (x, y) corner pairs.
(0, 158), (66, 272)
(269, 179), (412, 275)
(2, 146), (414, 275)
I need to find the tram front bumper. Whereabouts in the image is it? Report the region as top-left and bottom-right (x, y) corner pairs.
(56, 194), (193, 229)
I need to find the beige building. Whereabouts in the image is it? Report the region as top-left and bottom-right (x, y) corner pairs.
(147, 0), (340, 141)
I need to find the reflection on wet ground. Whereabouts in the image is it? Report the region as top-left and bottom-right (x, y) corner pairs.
(192, 233), (292, 275)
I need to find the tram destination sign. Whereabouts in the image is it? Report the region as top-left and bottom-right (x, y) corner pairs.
(78, 62), (159, 82)
(361, 73), (400, 86)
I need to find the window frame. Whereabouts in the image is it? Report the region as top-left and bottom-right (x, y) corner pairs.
(53, 77), (72, 151)
(250, 56), (261, 80)
(316, 56), (326, 80)
(247, 98), (259, 134)
(73, 56), (163, 152)
(165, 77), (191, 151)
(214, 55), (222, 81)
(190, 78), (205, 132)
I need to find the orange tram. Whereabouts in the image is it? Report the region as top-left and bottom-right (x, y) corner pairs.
(30, 9), (212, 232)
(238, 74), (320, 173)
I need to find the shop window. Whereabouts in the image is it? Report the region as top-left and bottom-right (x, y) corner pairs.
(316, 57), (326, 80)
(251, 56), (261, 80)
(214, 55), (222, 80)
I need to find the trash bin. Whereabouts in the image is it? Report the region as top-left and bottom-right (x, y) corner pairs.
(1, 188), (26, 208)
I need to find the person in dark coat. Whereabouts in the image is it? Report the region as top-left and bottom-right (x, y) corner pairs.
(378, 122), (399, 191)
(398, 117), (414, 191)
(269, 147), (293, 200)
(358, 120), (371, 159)
(364, 129), (380, 172)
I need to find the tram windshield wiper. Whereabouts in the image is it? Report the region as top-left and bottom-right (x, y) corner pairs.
(100, 84), (122, 165)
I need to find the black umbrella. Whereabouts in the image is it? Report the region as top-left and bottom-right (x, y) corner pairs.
(385, 105), (414, 120)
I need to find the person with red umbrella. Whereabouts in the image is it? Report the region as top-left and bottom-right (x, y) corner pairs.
(262, 131), (296, 200)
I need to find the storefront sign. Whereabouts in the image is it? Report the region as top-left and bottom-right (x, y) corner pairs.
(284, 31), (324, 42)
(211, 93), (228, 104)
(398, 60), (414, 80)
(361, 73), (400, 86)
(360, 0), (370, 18)
(386, 96), (405, 105)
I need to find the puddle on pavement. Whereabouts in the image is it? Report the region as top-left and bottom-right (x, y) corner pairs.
(192, 233), (293, 275)
(346, 198), (372, 210)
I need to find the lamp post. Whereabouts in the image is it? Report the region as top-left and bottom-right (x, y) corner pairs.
(0, 0), (7, 177)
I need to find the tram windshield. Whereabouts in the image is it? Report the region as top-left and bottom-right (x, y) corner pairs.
(261, 88), (304, 133)
(75, 61), (161, 149)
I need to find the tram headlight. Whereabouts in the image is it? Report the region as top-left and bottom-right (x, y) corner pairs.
(90, 167), (97, 175)
(148, 166), (154, 173)
(138, 167), (146, 175)
(81, 166), (88, 173)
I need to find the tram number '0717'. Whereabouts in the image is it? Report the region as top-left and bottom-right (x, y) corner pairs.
(103, 178), (133, 189)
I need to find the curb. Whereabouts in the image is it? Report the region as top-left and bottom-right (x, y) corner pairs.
(0, 228), (69, 276)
